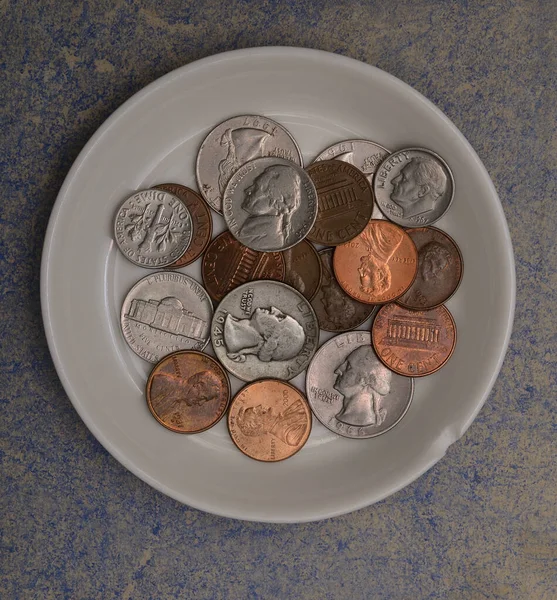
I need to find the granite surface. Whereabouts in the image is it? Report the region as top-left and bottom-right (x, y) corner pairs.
(2, 1), (556, 598)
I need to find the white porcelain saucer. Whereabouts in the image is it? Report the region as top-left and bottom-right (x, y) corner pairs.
(41, 47), (515, 522)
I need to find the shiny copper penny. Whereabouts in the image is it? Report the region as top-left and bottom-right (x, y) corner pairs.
(154, 183), (213, 268)
(397, 227), (463, 309)
(228, 380), (312, 462)
(306, 159), (374, 246)
(146, 350), (230, 433)
(201, 231), (285, 302)
(333, 220), (418, 304)
(372, 304), (457, 377)
(311, 249), (377, 332)
(282, 239), (322, 301)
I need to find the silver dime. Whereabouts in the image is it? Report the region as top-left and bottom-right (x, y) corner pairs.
(306, 331), (413, 439)
(373, 147), (454, 227)
(196, 115), (303, 214)
(223, 157), (318, 252)
(114, 189), (192, 268)
(121, 272), (213, 363)
(212, 280), (319, 382)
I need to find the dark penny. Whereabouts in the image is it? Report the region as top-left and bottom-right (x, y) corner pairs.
(311, 249), (377, 332)
(397, 227), (463, 309)
(146, 350), (231, 433)
(306, 159), (374, 246)
(282, 239), (322, 301)
(155, 183), (212, 268)
(201, 231), (285, 302)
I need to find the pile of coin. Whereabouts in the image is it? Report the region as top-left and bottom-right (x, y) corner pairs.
(114, 114), (462, 462)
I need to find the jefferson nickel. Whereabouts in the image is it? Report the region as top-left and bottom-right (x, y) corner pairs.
(223, 157), (318, 252)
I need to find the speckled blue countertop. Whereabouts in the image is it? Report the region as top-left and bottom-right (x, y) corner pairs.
(2, 1), (556, 598)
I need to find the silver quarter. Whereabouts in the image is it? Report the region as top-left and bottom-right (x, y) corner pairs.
(223, 157), (318, 252)
(314, 138), (389, 185)
(212, 280), (319, 382)
(114, 189), (192, 268)
(373, 147), (454, 227)
(306, 331), (413, 439)
(121, 272), (213, 363)
(311, 249), (378, 332)
(196, 115), (303, 214)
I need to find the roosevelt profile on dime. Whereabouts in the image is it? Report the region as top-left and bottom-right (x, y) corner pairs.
(334, 345), (392, 427)
(224, 307), (305, 363)
(390, 156), (448, 219)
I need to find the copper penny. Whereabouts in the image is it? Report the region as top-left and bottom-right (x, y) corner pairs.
(397, 227), (463, 309)
(155, 183), (213, 268)
(201, 231), (285, 302)
(282, 239), (323, 301)
(311, 249), (377, 332)
(372, 304), (457, 377)
(306, 159), (374, 246)
(333, 220), (418, 305)
(146, 350), (230, 433)
(228, 380), (312, 462)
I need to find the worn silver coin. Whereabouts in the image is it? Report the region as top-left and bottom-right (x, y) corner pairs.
(212, 280), (319, 382)
(311, 249), (378, 332)
(223, 157), (318, 252)
(314, 139), (389, 184)
(196, 115), (303, 214)
(121, 272), (213, 363)
(306, 331), (413, 439)
(373, 147), (454, 227)
(114, 189), (192, 268)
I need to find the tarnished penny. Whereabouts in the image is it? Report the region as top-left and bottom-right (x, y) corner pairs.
(146, 351), (230, 433)
(372, 304), (457, 377)
(282, 240), (322, 301)
(306, 160), (374, 246)
(227, 380), (312, 462)
(333, 220), (418, 304)
(397, 227), (463, 309)
(311, 249), (377, 332)
(155, 183), (212, 268)
(202, 231), (285, 302)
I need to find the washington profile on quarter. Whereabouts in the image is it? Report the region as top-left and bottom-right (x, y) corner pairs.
(196, 115), (303, 214)
(120, 271), (213, 363)
(223, 157), (318, 252)
(114, 188), (192, 268)
(374, 147), (454, 227)
(306, 331), (413, 439)
(211, 280), (319, 382)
